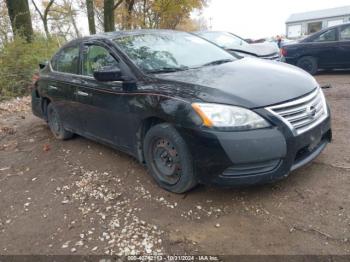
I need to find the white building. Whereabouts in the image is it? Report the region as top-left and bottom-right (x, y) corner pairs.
(286, 6), (350, 39)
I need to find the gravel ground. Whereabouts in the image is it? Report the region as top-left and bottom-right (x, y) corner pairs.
(0, 72), (349, 256)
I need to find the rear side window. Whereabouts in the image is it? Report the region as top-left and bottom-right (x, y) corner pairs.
(313, 29), (337, 42)
(52, 46), (80, 74)
(82, 45), (119, 76)
(340, 25), (350, 41)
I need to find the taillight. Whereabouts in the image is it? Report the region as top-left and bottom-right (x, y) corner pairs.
(280, 48), (287, 57)
(31, 73), (40, 90)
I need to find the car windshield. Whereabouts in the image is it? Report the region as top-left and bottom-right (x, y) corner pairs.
(198, 31), (249, 49)
(113, 32), (235, 73)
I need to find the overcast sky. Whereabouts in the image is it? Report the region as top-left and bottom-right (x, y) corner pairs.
(201, 0), (350, 39)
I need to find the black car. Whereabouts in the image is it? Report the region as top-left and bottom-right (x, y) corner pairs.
(195, 31), (280, 60)
(281, 23), (350, 75)
(32, 30), (331, 193)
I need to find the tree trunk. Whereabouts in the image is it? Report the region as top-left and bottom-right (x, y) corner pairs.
(31, 0), (55, 39)
(5, 0), (33, 42)
(125, 0), (135, 29)
(86, 0), (96, 34)
(104, 0), (115, 32)
(43, 19), (50, 39)
(70, 13), (81, 37)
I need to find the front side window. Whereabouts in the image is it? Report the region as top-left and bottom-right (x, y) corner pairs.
(313, 29), (337, 42)
(198, 31), (248, 49)
(114, 32), (234, 72)
(82, 45), (119, 76)
(340, 25), (350, 41)
(52, 46), (79, 74)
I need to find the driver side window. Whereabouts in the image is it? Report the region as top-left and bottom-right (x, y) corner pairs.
(82, 45), (119, 76)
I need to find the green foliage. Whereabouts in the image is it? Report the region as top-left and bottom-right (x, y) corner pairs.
(0, 35), (59, 100)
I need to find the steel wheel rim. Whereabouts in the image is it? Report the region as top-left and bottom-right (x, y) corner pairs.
(151, 138), (181, 185)
(301, 60), (313, 73)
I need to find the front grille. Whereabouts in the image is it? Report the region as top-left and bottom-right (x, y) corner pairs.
(266, 88), (328, 135)
(222, 159), (281, 177)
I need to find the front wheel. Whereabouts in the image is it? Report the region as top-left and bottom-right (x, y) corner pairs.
(143, 123), (198, 193)
(297, 56), (318, 75)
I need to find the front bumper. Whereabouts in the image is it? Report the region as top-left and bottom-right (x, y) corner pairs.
(181, 114), (331, 187)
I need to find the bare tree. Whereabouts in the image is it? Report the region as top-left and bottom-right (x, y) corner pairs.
(5, 0), (33, 42)
(104, 0), (123, 32)
(124, 0), (135, 29)
(86, 0), (96, 34)
(31, 0), (55, 39)
(48, 0), (82, 39)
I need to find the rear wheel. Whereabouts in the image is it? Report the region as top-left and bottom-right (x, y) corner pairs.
(47, 103), (73, 140)
(143, 123), (197, 193)
(297, 56), (318, 75)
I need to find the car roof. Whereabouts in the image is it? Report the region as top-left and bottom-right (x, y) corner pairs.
(302, 22), (350, 42)
(195, 31), (232, 35)
(59, 29), (187, 49)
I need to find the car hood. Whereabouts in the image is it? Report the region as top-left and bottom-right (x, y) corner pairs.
(154, 58), (318, 108)
(228, 43), (279, 57)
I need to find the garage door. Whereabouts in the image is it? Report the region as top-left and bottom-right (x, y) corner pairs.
(288, 24), (302, 38)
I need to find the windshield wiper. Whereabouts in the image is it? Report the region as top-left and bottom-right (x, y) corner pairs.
(146, 66), (189, 74)
(200, 59), (234, 67)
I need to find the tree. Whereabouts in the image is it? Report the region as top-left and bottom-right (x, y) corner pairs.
(104, 0), (123, 32)
(86, 0), (96, 34)
(48, 0), (82, 40)
(5, 0), (33, 42)
(124, 0), (135, 29)
(0, 1), (12, 44)
(31, 0), (55, 39)
(121, 0), (206, 30)
(61, 0), (81, 37)
(152, 0), (206, 29)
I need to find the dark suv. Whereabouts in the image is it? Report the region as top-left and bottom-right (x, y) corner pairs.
(32, 30), (331, 193)
(281, 23), (350, 74)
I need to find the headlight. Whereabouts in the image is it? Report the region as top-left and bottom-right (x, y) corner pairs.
(319, 87), (328, 116)
(192, 103), (270, 130)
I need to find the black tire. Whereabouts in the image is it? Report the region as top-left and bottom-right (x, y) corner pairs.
(47, 103), (73, 140)
(143, 123), (197, 193)
(297, 56), (318, 75)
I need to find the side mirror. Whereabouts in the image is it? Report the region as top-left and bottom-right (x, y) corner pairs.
(93, 66), (123, 82)
(39, 61), (48, 69)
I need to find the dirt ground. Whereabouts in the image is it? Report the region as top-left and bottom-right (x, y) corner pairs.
(0, 73), (349, 257)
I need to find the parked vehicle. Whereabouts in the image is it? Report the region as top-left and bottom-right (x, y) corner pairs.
(281, 23), (350, 75)
(195, 31), (280, 60)
(32, 30), (331, 193)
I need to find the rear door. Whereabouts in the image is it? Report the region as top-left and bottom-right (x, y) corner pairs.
(47, 44), (83, 132)
(338, 24), (350, 67)
(310, 28), (339, 68)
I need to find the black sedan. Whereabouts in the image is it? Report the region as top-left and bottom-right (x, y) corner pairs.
(281, 23), (350, 74)
(32, 30), (331, 193)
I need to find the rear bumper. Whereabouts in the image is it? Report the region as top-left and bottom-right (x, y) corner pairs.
(31, 89), (44, 119)
(182, 114), (331, 187)
(281, 56), (298, 65)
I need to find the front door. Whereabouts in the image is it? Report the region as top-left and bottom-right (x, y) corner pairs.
(75, 43), (135, 151)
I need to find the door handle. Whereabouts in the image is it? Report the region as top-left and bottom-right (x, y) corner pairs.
(71, 78), (83, 84)
(75, 91), (90, 97)
(48, 85), (58, 90)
